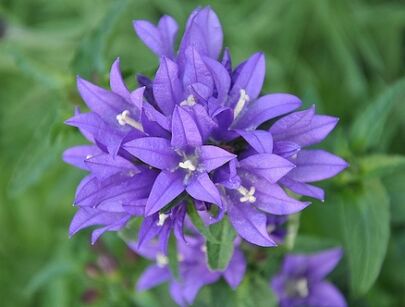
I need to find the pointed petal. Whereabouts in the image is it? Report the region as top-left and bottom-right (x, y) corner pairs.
(145, 171), (185, 216)
(63, 145), (101, 170)
(255, 182), (310, 215)
(224, 249), (246, 289)
(235, 94), (302, 130)
(231, 52), (265, 101)
(183, 47), (213, 89)
(129, 87), (145, 115)
(153, 57), (183, 115)
(228, 203), (276, 247)
(236, 129), (273, 153)
(136, 265), (171, 291)
(91, 215), (130, 244)
(270, 106), (315, 136)
(85, 152), (137, 180)
(270, 107), (339, 147)
(157, 15), (179, 58)
(179, 7), (223, 60)
(186, 173), (222, 207)
(69, 207), (127, 236)
(287, 150), (348, 182)
(133, 16), (178, 58)
(239, 153), (295, 183)
(273, 141), (301, 158)
(221, 47), (232, 74)
(280, 177), (325, 201)
(124, 137), (179, 170)
(307, 248), (343, 281)
(110, 58), (130, 100)
(169, 281), (187, 307)
(171, 106), (202, 148)
(199, 145), (236, 172)
(77, 77), (128, 122)
(203, 56), (231, 105)
(308, 281), (347, 307)
(187, 104), (217, 141)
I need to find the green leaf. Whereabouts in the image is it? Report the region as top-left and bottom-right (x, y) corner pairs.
(349, 77), (405, 153)
(338, 179), (390, 296)
(186, 203), (219, 243)
(358, 154), (405, 179)
(236, 275), (277, 307)
(167, 233), (179, 279)
(383, 172), (405, 225)
(71, 0), (129, 78)
(206, 217), (236, 271)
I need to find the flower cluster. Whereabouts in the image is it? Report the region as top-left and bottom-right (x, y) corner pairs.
(63, 6), (348, 306)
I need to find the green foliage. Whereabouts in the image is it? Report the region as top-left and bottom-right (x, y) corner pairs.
(206, 217), (236, 271)
(338, 180), (390, 296)
(0, 0), (405, 306)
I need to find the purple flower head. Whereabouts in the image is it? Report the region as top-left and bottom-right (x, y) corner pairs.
(64, 6), (347, 257)
(132, 233), (246, 306)
(271, 248), (347, 307)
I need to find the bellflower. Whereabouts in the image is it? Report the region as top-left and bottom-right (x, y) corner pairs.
(132, 234), (246, 306)
(64, 4), (347, 269)
(271, 248), (347, 307)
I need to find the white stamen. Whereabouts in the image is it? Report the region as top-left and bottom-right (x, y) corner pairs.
(116, 110), (144, 131)
(156, 252), (168, 267)
(201, 245), (207, 253)
(177, 254), (184, 262)
(178, 159), (196, 171)
(237, 186), (256, 203)
(233, 89), (250, 118)
(157, 213), (169, 226)
(127, 170), (136, 177)
(85, 154), (93, 160)
(180, 95), (196, 106)
(295, 278), (309, 298)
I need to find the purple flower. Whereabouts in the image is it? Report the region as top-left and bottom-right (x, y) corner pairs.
(64, 5), (347, 253)
(271, 248), (347, 307)
(132, 234), (246, 306)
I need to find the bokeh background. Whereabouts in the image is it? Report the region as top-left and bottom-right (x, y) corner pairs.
(1, 0), (405, 306)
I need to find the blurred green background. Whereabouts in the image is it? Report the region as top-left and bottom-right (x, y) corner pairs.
(1, 0), (405, 306)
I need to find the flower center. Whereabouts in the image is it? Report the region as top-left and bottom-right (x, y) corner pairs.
(180, 95), (196, 106)
(156, 252), (168, 267)
(157, 213), (169, 226)
(233, 89), (250, 118)
(237, 186), (256, 203)
(178, 159), (196, 171)
(116, 110), (144, 131)
(286, 278), (309, 298)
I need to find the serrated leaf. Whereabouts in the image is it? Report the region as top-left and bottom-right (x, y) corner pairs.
(350, 77), (405, 153)
(206, 217), (236, 271)
(338, 179), (390, 296)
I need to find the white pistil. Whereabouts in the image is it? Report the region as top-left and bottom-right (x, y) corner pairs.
(156, 252), (168, 268)
(238, 186), (256, 203)
(233, 89), (250, 118)
(157, 213), (169, 226)
(116, 110), (144, 131)
(180, 95), (196, 106)
(295, 278), (309, 298)
(178, 159), (196, 172)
